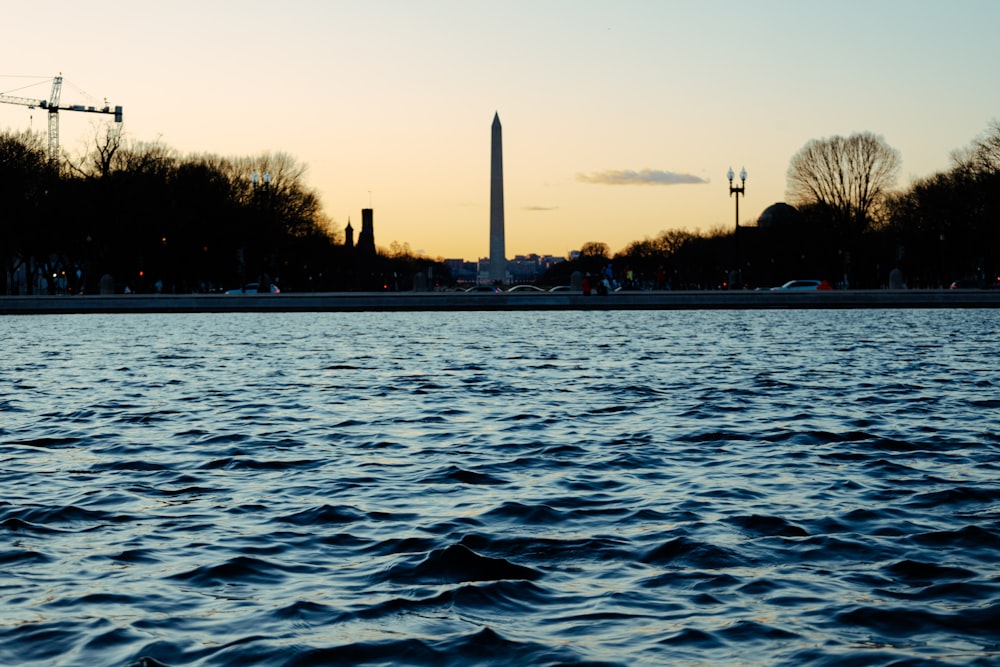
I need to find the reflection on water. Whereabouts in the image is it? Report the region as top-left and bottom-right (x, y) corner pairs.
(1, 309), (998, 666)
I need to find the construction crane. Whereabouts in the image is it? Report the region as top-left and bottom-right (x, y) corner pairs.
(0, 74), (123, 164)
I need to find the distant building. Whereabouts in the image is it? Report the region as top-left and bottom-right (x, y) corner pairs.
(356, 208), (376, 256)
(478, 257), (508, 285)
(507, 254), (545, 283)
(444, 258), (478, 285)
(445, 250), (574, 286)
(471, 253), (566, 285)
(757, 202), (801, 229)
(344, 218), (354, 249)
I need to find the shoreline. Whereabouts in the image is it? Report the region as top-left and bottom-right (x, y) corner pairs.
(2, 289), (999, 314)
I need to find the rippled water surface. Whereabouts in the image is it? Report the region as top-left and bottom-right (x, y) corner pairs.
(2, 309), (999, 666)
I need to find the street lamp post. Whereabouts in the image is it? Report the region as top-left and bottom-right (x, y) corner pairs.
(727, 166), (747, 232)
(726, 167), (747, 284)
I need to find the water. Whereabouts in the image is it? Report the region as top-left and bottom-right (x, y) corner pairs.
(1, 309), (999, 666)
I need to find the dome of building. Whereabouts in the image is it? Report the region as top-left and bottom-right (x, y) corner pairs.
(757, 202), (801, 230)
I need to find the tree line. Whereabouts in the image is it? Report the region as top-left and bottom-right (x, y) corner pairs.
(2, 121), (998, 294)
(0, 127), (443, 294)
(546, 123), (1000, 290)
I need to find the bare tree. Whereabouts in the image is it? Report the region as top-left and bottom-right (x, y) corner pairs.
(786, 131), (900, 236)
(82, 123), (124, 178)
(114, 139), (177, 177)
(951, 119), (1000, 176)
(227, 152), (308, 204)
(619, 229), (695, 266)
(579, 241), (610, 259)
(0, 130), (51, 293)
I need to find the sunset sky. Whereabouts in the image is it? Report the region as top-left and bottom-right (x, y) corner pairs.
(2, 1), (998, 261)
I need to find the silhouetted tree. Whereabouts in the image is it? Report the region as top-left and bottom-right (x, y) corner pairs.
(954, 119), (1000, 175)
(886, 121), (1000, 286)
(579, 241), (609, 260)
(667, 227), (734, 289)
(67, 123), (125, 179)
(0, 130), (57, 293)
(786, 132), (900, 286)
(616, 229), (697, 287)
(368, 241), (450, 291)
(578, 241), (611, 274)
(787, 132), (900, 237)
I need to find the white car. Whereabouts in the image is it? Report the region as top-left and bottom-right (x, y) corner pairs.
(772, 280), (824, 291)
(227, 283), (280, 294)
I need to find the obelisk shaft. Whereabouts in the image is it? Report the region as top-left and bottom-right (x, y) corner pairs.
(489, 112), (505, 283)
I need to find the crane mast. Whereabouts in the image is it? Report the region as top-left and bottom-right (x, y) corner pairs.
(0, 75), (123, 164)
(47, 76), (62, 163)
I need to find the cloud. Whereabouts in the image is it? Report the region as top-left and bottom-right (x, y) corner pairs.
(522, 205), (559, 211)
(576, 169), (708, 186)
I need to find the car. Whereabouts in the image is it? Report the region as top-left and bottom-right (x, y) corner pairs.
(227, 283), (280, 294)
(948, 278), (999, 289)
(771, 279), (830, 291)
(464, 285), (502, 293)
(506, 284), (546, 292)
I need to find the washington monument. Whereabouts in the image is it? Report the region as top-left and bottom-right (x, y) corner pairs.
(489, 112), (505, 283)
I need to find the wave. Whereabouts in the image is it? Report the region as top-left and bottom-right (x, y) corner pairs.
(384, 543), (542, 584)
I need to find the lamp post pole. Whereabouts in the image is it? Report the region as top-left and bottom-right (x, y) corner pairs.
(728, 166), (746, 288)
(728, 166), (746, 233)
